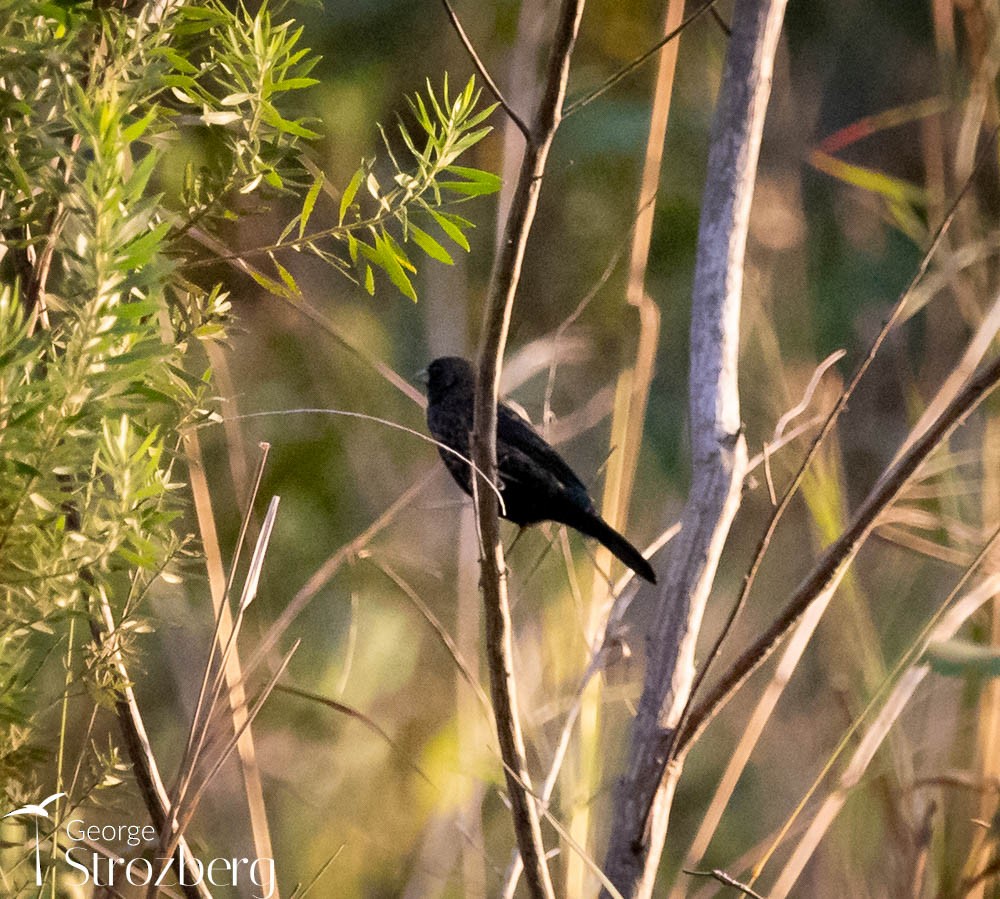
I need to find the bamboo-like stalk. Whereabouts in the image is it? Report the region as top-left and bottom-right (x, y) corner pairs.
(168, 429), (278, 899)
(566, 0), (682, 892)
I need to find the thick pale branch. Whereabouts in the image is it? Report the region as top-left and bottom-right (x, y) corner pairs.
(602, 1), (787, 895)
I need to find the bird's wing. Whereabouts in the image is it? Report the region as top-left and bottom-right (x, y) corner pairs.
(497, 403), (592, 503)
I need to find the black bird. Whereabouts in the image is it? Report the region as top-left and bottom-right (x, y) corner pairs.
(423, 356), (657, 584)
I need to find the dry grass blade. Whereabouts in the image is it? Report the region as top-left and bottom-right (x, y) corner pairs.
(274, 683), (436, 788)
(769, 567), (1000, 896)
(190, 494), (282, 797)
(169, 437), (277, 897)
(681, 584), (833, 875)
(239, 494), (280, 612)
(679, 353), (1000, 757)
(288, 845), (346, 899)
(171, 444), (269, 809)
(498, 760), (626, 899)
(672, 129), (999, 770)
(244, 470), (435, 674)
(165, 639), (300, 862)
(894, 285), (1000, 460)
(368, 558), (494, 722)
(762, 350), (845, 503)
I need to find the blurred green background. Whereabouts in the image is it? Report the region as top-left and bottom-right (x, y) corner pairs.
(70, 0), (1000, 895)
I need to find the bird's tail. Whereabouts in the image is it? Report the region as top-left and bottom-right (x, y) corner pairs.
(572, 513), (657, 584)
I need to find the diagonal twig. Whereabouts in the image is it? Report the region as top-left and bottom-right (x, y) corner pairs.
(439, 0), (531, 140)
(669, 126), (1000, 771)
(563, 0), (720, 117)
(677, 352), (1000, 757)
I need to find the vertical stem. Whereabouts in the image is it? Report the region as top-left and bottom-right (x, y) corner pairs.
(568, 0), (684, 891)
(602, 0), (788, 894)
(471, 2), (586, 897)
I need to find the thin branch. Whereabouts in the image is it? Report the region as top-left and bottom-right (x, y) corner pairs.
(676, 353), (1000, 757)
(471, 1), (586, 896)
(683, 869), (765, 898)
(709, 7), (733, 36)
(184, 226), (426, 408)
(87, 598), (210, 899)
(563, 0), (720, 117)
(275, 683), (437, 788)
(243, 470), (434, 671)
(763, 537), (1000, 894)
(367, 558), (494, 721)
(439, 0), (531, 140)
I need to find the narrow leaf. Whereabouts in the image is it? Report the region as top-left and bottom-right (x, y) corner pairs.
(408, 223), (453, 265)
(340, 169), (363, 224)
(299, 172), (324, 238)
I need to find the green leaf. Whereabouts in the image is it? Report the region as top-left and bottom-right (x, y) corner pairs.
(300, 172), (324, 238)
(438, 180), (493, 196)
(925, 639), (1000, 678)
(10, 459), (42, 478)
(463, 102), (499, 130)
(428, 209), (471, 251)
(112, 300), (162, 320)
(271, 77), (320, 92)
(340, 169), (363, 224)
(373, 232), (416, 301)
(445, 165), (501, 193)
(363, 265), (375, 295)
(408, 223), (453, 265)
(153, 46), (199, 74)
(122, 109), (158, 144)
(274, 261), (301, 296)
(248, 268), (295, 299)
(259, 106), (320, 139)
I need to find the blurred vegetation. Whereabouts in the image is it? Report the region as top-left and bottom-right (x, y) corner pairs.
(3, 0), (1000, 896)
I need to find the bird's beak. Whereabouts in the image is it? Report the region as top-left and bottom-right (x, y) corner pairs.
(415, 367), (429, 386)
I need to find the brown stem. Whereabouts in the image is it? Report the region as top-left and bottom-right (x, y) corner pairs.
(470, 1), (586, 897)
(439, 0), (530, 139)
(88, 598), (210, 899)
